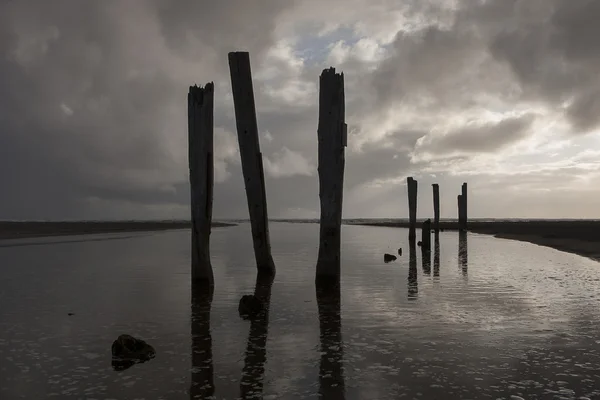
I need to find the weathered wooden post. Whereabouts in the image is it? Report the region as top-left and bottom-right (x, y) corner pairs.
(190, 283), (214, 398)
(407, 177), (418, 241)
(228, 52), (275, 276)
(316, 67), (347, 282)
(188, 83), (215, 285)
(461, 182), (468, 231)
(432, 183), (440, 232)
(316, 281), (345, 398)
(421, 218), (431, 250)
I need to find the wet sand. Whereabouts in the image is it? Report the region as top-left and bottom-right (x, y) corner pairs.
(0, 221), (236, 240)
(351, 220), (600, 262)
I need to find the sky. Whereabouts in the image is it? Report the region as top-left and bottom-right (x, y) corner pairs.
(2, 0), (600, 221)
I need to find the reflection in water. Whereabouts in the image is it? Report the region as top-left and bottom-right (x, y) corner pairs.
(458, 231), (468, 277)
(422, 244), (431, 276)
(408, 241), (418, 300)
(433, 233), (440, 278)
(190, 283), (215, 399)
(316, 280), (345, 399)
(240, 274), (274, 399)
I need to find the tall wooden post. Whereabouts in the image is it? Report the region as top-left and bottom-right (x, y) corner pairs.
(228, 52), (275, 276)
(188, 83), (215, 285)
(461, 182), (468, 231)
(407, 177), (418, 241)
(316, 67), (347, 282)
(432, 183), (440, 232)
(408, 241), (418, 300)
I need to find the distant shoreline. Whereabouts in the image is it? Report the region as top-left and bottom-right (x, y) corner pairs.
(349, 220), (600, 263)
(0, 221), (236, 241)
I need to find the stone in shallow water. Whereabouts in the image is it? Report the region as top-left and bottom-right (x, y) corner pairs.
(238, 294), (264, 320)
(384, 253), (397, 263)
(111, 334), (155, 372)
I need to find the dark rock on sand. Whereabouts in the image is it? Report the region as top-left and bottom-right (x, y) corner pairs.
(417, 241), (422, 247)
(384, 253), (397, 263)
(239, 294), (264, 320)
(111, 334), (155, 371)
(398, 248), (402, 256)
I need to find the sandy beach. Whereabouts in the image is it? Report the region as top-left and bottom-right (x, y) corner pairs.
(351, 220), (600, 262)
(0, 221), (236, 240)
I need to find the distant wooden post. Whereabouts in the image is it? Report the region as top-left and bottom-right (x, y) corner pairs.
(316, 67), (347, 282)
(421, 218), (431, 250)
(432, 184), (440, 232)
(461, 183), (468, 231)
(457, 194), (463, 231)
(407, 177), (418, 241)
(228, 52), (275, 276)
(188, 83), (215, 285)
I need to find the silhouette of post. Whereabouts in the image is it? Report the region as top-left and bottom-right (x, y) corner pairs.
(432, 184), (440, 232)
(407, 177), (418, 241)
(188, 83), (215, 285)
(461, 183), (468, 231)
(190, 282), (215, 398)
(421, 218), (431, 251)
(228, 52), (275, 276)
(316, 281), (345, 399)
(240, 274), (274, 399)
(316, 67), (347, 282)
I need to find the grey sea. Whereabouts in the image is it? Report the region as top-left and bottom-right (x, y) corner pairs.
(1, 222), (600, 399)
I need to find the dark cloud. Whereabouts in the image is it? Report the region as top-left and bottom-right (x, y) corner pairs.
(415, 114), (535, 156)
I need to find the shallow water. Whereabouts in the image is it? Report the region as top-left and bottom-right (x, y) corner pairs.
(1, 223), (600, 399)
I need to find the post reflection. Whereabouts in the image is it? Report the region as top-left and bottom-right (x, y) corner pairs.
(433, 233), (440, 278)
(316, 280), (345, 399)
(190, 283), (215, 399)
(458, 231), (468, 277)
(408, 241), (418, 300)
(240, 274), (274, 399)
(422, 244), (431, 276)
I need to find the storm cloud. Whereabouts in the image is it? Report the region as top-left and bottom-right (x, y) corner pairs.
(1, 0), (600, 220)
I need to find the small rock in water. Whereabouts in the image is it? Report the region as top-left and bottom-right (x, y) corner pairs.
(384, 253), (397, 263)
(111, 334), (155, 372)
(417, 241), (422, 247)
(238, 295), (264, 320)
(397, 248), (402, 256)
(67, 313), (75, 316)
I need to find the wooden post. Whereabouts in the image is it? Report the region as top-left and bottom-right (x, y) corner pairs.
(421, 218), (431, 250)
(457, 194), (463, 231)
(190, 283), (214, 398)
(407, 177), (418, 241)
(461, 182), (468, 231)
(188, 83), (215, 285)
(432, 183), (440, 232)
(228, 52), (275, 276)
(316, 67), (347, 282)
(316, 281), (345, 398)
